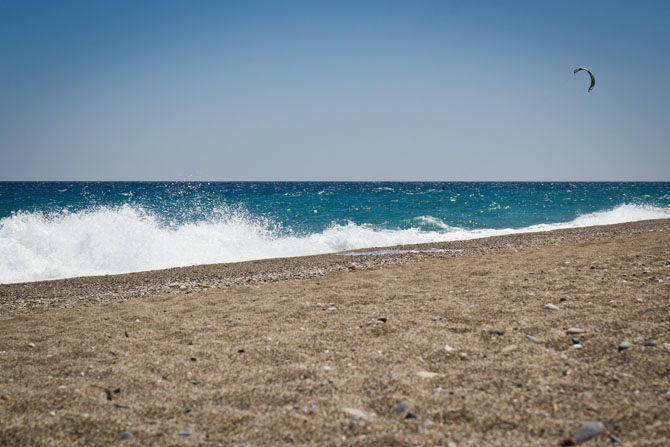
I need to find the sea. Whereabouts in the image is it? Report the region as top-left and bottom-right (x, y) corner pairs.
(1, 182), (669, 284)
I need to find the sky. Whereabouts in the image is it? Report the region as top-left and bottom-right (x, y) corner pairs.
(1, 0), (668, 181)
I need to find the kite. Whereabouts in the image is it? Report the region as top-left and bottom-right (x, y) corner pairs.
(573, 67), (595, 93)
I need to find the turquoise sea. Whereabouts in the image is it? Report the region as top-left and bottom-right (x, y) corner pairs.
(1, 182), (669, 284)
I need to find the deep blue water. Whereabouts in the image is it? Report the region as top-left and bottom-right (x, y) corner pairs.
(1, 182), (669, 283)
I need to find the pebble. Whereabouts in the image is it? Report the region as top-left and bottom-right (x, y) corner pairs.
(566, 328), (584, 335)
(618, 341), (632, 351)
(444, 344), (455, 353)
(526, 335), (542, 343)
(404, 412), (418, 419)
(394, 401), (409, 415)
(644, 341), (657, 347)
(343, 407), (370, 420)
(416, 371), (440, 379)
(377, 317), (388, 323)
(572, 338), (580, 344)
(28, 342), (36, 348)
(573, 421), (604, 443)
(120, 431), (132, 440)
(489, 329), (505, 336)
(544, 304), (559, 311)
(501, 344), (517, 353)
(572, 344), (582, 349)
(609, 434), (622, 444)
(178, 428), (192, 437)
(326, 307), (337, 311)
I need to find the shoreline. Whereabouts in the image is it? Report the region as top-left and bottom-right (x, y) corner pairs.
(2, 218), (669, 311)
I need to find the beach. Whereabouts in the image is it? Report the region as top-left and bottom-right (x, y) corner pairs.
(1, 219), (669, 445)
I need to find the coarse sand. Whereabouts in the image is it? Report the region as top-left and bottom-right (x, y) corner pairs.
(1, 219), (669, 446)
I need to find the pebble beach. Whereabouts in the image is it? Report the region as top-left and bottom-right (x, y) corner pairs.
(1, 219), (669, 445)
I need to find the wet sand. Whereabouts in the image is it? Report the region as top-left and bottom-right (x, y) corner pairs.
(1, 219), (669, 446)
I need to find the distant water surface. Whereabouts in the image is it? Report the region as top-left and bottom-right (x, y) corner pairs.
(1, 182), (669, 284)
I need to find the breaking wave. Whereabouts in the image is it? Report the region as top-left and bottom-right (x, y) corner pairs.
(1, 203), (669, 284)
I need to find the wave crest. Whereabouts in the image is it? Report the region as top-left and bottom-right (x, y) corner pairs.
(1, 203), (669, 284)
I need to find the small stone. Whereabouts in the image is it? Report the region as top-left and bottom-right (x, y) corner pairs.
(416, 371), (440, 379)
(444, 344), (455, 353)
(501, 344), (517, 353)
(178, 428), (192, 437)
(326, 307), (337, 311)
(459, 352), (468, 359)
(618, 341), (632, 351)
(544, 304), (559, 311)
(120, 431), (132, 440)
(343, 407), (370, 420)
(573, 421), (604, 443)
(526, 335), (543, 343)
(572, 338), (580, 344)
(572, 344), (583, 349)
(28, 343), (36, 348)
(394, 401), (409, 415)
(404, 412), (418, 419)
(559, 297), (567, 302)
(566, 328), (585, 335)
(644, 341), (657, 347)
(489, 329), (505, 336)
(377, 317), (388, 323)
(609, 434), (622, 444)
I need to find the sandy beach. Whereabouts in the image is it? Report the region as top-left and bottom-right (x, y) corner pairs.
(1, 219), (669, 446)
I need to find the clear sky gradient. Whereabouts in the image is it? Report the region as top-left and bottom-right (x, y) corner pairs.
(1, 0), (668, 181)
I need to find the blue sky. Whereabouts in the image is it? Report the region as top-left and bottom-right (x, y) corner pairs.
(1, 0), (668, 181)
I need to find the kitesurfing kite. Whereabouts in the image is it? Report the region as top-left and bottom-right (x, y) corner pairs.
(573, 67), (595, 93)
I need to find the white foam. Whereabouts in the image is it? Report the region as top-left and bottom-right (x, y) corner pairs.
(0, 203), (668, 284)
(414, 215), (459, 231)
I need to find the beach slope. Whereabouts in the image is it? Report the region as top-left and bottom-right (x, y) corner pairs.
(1, 220), (669, 446)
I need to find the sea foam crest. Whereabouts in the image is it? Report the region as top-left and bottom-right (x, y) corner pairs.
(0, 203), (669, 284)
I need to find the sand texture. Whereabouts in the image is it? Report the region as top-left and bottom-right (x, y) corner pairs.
(1, 219), (670, 446)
